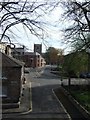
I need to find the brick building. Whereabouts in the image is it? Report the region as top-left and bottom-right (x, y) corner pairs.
(11, 44), (46, 68)
(0, 52), (25, 108)
(24, 52), (46, 68)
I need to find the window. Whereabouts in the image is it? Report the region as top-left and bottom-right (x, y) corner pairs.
(0, 86), (7, 98)
(18, 52), (21, 55)
(41, 59), (43, 62)
(31, 59), (32, 63)
(36, 46), (39, 50)
(0, 69), (7, 97)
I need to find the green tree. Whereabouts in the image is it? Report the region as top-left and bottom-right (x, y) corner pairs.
(58, 0), (90, 72)
(63, 51), (88, 77)
(44, 47), (63, 65)
(72, 34), (90, 72)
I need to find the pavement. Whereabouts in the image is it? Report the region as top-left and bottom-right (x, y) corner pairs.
(2, 74), (31, 114)
(54, 86), (90, 120)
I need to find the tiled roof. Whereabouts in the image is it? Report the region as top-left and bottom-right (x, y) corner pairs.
(0, 52), (25, 67)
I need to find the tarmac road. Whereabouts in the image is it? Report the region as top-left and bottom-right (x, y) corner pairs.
(2, 65), (90, 120)
(2, 65), (70, 119)
(25, 65), (70, 119)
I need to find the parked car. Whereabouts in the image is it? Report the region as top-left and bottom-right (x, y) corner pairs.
(79, 72), (90, 78)
(87, 73), (90, 78)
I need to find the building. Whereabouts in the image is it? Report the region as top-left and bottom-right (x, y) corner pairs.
(10, 44), (46, 68)
(0, 42), (46, 68)
(0, 42), (12, 56)
(23, 52), (34, 67)
(0, 52), (25, 108)
(34, 52), (46, 68)
(11, 45), (25, 56)
(34, 44), (42, 54)
(24, 52), (46, 68)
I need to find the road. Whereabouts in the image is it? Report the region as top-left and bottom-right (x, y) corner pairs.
(2, 65), (70, 119)
(3, 65), (90, 120)
(25, 65), (70, 119)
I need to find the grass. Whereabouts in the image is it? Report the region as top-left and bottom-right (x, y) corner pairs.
(64, 85), (90, 112)
(71, 91), (90, 112)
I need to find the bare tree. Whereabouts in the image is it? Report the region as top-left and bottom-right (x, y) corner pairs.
(59, 0), (90, 50)
(0, 0), (55, 42)
(51, 0), (90, 84)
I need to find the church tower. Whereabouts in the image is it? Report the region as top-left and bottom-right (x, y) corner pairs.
(34, 44), (42, 54)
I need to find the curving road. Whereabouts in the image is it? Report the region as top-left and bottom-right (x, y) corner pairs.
(24, 65), (70, 119)
(2, 65), (70, 119)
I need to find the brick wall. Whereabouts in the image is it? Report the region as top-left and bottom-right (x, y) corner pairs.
(2, 67), (22, 103)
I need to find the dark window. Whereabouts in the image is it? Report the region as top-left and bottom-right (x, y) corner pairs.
(0, 86), (7, 98)
(36, 46), (39, 50)
(31, 59), (33, 63)
(18, 52), (21, 55)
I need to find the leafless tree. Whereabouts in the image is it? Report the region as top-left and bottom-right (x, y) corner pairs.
(59, 0), (90, 50)
(0, 0), (56, 42)
(51, 0), (90, 81)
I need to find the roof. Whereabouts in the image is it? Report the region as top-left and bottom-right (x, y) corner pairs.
(0, 52), (25, 67)
(24, 52), (40, 56)
(35, 52), (40, 56)
(24, 52), (34, 55)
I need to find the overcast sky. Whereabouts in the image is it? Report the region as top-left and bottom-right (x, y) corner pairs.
(1, 0), (77, 54)
(9, 3), (70, 54)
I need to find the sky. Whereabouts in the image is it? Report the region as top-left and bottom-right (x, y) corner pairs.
(1, 0), (74, 54)
(12, 4), (70, 54)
